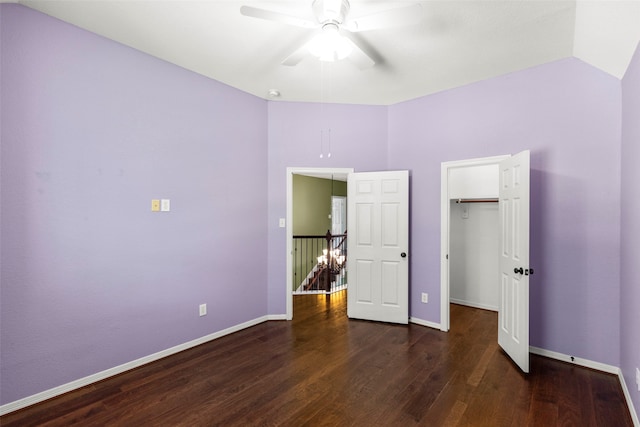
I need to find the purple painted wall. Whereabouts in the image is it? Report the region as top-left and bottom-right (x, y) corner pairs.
(621, 41), (640, 417)
(0, 1), (634, 412)
(266, 101), (387, 314)
(388, 58), (622, 366)
(0, 5), (268, 405)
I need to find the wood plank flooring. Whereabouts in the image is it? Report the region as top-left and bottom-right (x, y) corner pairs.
(1, 291), (633, 426)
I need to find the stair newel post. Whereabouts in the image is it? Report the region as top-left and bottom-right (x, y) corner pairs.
(325, 230), (332, 292)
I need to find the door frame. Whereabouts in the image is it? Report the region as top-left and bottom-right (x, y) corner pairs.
(286, 167), (354, 320)
(440, 155), (510, 331)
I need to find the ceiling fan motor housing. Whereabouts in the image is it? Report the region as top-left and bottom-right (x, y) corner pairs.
(312, 0), (350, 24)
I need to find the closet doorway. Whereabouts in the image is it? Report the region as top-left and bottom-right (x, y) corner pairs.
(440, 152), (531, 373)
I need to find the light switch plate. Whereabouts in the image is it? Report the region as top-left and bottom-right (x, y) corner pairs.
(151, 199), (160, 212)
(279, 218), (286, 228)
(161, 199), (170, 212)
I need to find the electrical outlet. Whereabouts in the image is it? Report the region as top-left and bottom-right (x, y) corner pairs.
(199, 303), (207, 317)
(421, 293), (428, 303)
(636, 367), (640, 392)
(160, 199), (171, 212)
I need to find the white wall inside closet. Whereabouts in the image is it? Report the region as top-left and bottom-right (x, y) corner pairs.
(449, 200), (499, 310)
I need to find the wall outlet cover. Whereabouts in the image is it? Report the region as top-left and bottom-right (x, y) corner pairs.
(421, 293), (428, 303)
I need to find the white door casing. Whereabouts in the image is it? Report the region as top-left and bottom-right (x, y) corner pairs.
(347, 171), (409, 324)
(440, 155), (510, 332)
(498, 150), (531, 373)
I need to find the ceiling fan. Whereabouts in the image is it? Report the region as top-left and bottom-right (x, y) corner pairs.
(240, 0), (423, 69)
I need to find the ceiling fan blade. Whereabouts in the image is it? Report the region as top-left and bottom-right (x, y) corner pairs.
(240, 5), (316, 29)
(281, 33), (317, 66)
(281, 45), (308, 66)
(344, 4), (423, 32)
(343, 34), (375, 70)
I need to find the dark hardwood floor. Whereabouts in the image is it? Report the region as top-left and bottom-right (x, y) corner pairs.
(1, 291), (633, 426)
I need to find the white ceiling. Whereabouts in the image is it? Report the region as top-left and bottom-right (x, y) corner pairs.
(12, 0), (640, 105)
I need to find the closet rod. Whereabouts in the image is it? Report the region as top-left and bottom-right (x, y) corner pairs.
(455, 198), (499, 204)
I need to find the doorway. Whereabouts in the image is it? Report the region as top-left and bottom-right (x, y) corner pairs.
(441, 152), (531, 372)
(440, 155), (510, 331)
(286, 167), (353, 320)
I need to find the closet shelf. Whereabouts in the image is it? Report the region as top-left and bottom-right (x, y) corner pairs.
(455, 198), (499, 204)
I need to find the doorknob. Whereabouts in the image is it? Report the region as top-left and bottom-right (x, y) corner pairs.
(401, 252), (407, 258)
(514, 267), (523, 275)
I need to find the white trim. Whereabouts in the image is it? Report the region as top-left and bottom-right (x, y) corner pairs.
(286, 167), (354, 321)
(267, 314), (287, 320)
(450, 298), (498, 312)
(529, 346), (618, 374)
(440, 154), (511, 332)
(618, 368), (640, 427)
(530, 346), (638, 425)
(0, 315), (270, 416)
(409, 317), (441, 330)
(293, 283), (348, 295)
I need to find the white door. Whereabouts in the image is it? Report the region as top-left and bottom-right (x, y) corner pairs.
(347, 171), (409, 324)
(498, 150), (531, 373)
(332, 196), (347, 235)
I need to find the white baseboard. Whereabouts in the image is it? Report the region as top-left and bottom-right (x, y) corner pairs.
(530, 346), (639, 426)
(450, 298), (498, 312)
(529, 346), (619, 374)
(618, 368), (640, 427)
(410, 316), (441, 330)
(267, 314), (287, 320)
(0, 315), (270, 416)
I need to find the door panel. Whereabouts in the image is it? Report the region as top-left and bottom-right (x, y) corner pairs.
(381, 261), (400, 305)
(498, 150), (530, 373)
(348, 171), (409, 324)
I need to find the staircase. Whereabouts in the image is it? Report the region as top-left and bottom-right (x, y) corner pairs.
(293, 230), (347, 294)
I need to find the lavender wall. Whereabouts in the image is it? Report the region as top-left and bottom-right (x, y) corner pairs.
(0, 5), (268, 405)
(621, 41), (640, 417)
(388, 58), (622, 365)
(267, 102), (387, 314)
(0, 1), (632, 411)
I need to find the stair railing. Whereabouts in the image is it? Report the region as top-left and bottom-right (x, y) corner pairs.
(292, 230), (347, 294)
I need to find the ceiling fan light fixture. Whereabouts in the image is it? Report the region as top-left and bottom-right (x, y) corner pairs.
(307, 23), (352, 62)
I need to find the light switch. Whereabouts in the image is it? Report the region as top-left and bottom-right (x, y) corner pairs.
(279, 218), (286, 228)
(151, 199), (160, 212)
(161, 199), (170, 212)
